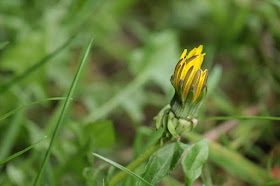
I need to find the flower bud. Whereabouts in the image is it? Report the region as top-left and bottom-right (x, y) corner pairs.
(170, 45), (208, 120)
(154, 45), (208, 139)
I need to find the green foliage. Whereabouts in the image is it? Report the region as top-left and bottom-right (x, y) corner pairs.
(34, 39), (93, 186)
(138, 142), (188, 185)
(84, 121), (115, 148)
(84, 30), (178, 123)
(93, 153), (152, 185)
(0, 42), (9, 50)
(184, 132), (271, 185)
(0, 97), (66, 122)
(203, 116), (280, 121)
(0, 0), (280, 185)
(0, 136), (46, 165)
(181, 139), (209, 186)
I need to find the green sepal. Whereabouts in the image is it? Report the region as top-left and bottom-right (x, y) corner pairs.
(177, 80), (184, 103)
(181, 88), (195, 119)
(155, 104), (171, 130)
(167, 112), (179, 138)
(184, 88), (195, 108)
(170, 75), (175, 88)
(188, 87), (207, 118)
(162, 110), (169, 130)
(170, 87), (195, 120)
(175, 119), (193, 135)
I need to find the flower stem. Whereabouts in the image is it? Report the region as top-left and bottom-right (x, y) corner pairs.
(108, 143), (161, 186)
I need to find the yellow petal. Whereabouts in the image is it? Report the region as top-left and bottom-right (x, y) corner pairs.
(174, 46), (206, 95)
(191, 69), (201, 88)
(183, 68), (198, 98)
(179, 55), (198, 81)
(182, 66), (194, 94)
(186, 47), (197, 59)
(180, 49), (187, 59)
(174, 49), (188, 85)
(194, 70), (207, 101)
(189, 54), (204, 71)
(174, 60), (183, 85)
(183, 69), (200, 98)
(175, 62), (185, 89)
(195, 45), (203, 55)
(203, 69), (208, 87)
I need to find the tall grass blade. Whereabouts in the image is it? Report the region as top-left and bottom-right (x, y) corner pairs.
(203, 116), (280, 121)
(33, 38), (93, 186)
(0, 97), (67, 122)
(92, 153), (152, 186)
(0, 111), (24, 167)
(0, 34), (76, 94)
(0, 136), (47, 165)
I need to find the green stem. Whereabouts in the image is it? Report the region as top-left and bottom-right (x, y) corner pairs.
(109, 143), (161, 186)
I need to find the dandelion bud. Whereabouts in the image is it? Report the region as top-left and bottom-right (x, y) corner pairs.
(170, 45), (208, 120)
(155, 45), (208, 139)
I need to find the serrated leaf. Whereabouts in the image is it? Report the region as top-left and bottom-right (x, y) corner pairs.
(181, 139), (209, 186)
(139, 142), (187, 185)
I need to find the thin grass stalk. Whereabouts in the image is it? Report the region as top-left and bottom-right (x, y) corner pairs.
(203, 116), (280, 121)
(0, 136), (47, 165)
(33, 39), (93, 186)
(0, 97), (66, 122)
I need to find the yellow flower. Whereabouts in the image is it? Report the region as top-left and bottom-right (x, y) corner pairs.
(155, 45), (209, 137)
(173, 45), (208, 102)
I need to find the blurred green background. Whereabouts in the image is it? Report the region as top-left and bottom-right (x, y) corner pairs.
(0, 0), (280, 185)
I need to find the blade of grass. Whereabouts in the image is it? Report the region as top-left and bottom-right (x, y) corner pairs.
(33, 38), (93, 186)
(0, 86), (31, 172)
(0, 34), (77, 94)
(0, 136), (47, 165)
(92, 153), (152, 186)
(0, 111), (24, 168)
(0, 97), (67, 122)
(202, 116), (280, 121)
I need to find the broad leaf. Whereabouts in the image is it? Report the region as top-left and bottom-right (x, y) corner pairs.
(139, 142), (188, 185)
(181, 139), (209, 186)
